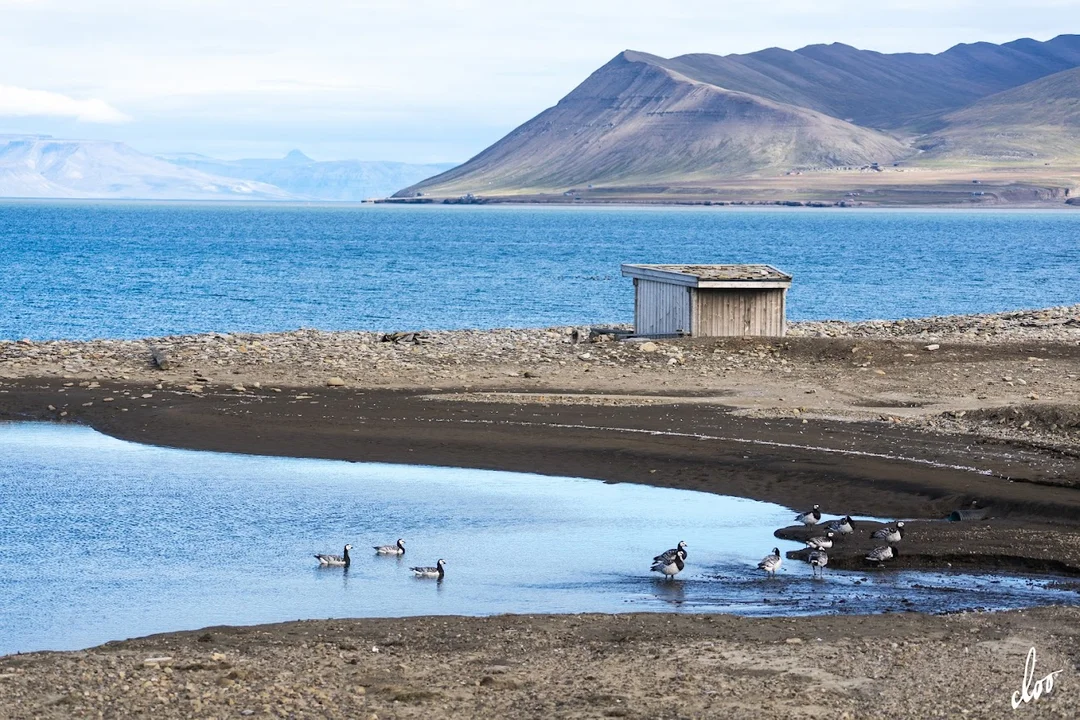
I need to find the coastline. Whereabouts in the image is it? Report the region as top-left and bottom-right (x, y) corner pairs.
(2, 305), (1079, 717)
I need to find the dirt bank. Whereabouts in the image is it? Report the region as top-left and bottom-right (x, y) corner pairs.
(3, 608), (1078, 719)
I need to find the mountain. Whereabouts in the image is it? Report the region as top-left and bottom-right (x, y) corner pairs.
(0, 136), (296, 200)
(398, 35), (1080, 201)
(398, 52), (908, 196)
(919, 66), (1080, 163)
(164, 152), (455, 201)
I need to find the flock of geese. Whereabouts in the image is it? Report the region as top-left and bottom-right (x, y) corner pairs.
(652, 504), (906, 581)
(315, 505), (906, 585)
(314, 538), (446, 580)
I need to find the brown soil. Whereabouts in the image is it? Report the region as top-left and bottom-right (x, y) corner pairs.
(2, 609), (1078, 719)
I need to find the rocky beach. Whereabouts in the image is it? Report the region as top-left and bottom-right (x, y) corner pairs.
(2, 303), (1079, 718)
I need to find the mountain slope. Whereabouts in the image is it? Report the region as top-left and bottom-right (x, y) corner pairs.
(398, 53), (909, 196)
(399, 35), (1080, 200)
(652, 34), (1080, 130)
(0, 136), (296, 200)
(919, 67), (1080, 162)
(164, 152), (455, 201)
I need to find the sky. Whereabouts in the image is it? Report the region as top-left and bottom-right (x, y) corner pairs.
(0, 0), (1077, 163)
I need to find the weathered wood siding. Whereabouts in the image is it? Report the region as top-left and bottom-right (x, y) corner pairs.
(634, 278), (691, 335)
(691, 288), (786, 337)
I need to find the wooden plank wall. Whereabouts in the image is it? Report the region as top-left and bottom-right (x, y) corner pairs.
(692, 288), (787, 337)
(634, 279), (692, 335)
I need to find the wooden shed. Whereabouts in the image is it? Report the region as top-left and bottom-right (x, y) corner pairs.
(620, 264), (792, 337)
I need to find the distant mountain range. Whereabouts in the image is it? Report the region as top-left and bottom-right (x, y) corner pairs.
(399, 35), (1080, 203)
(0, 136), (453, 201)
(0, 136), (294, 200)
(162, 151), (455, 201)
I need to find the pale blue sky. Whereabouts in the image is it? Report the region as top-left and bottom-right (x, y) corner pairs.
(0, 0), (1077, 162)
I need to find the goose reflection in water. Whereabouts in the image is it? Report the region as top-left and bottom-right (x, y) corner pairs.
(653, 579), (686, 606)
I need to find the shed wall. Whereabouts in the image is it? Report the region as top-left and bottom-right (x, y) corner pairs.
(634, 278), (691, 335)
(691, 288), (786, 337)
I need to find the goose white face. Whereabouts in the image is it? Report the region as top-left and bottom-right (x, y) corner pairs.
(344, 544), (352, 551)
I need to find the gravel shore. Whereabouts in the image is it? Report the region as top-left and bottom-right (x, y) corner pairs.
(3, 304), (1078, 450)
(3, 608), (1078, 719)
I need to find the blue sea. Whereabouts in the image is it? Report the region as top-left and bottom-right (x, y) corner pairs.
(1, 201), (1078, 340)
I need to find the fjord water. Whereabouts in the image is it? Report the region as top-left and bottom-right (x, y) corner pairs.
(1, 202), (1078, 340)
(1, 423), (1076, 655)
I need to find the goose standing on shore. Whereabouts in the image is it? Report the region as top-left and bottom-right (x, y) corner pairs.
(315, 544), (352, 568)
(825, 515), (856, 536)
(865, 546), (899, 565)
(808, 550), (828, 577)
(805, 531), (835, 550)
(650, 549), (687, 581)
(795, 505), (822, 526)
(871, 522), (905, 544)
(410, 559), (446, 579)
(653, 541), (688, 565)
(374, 538), (406, 555)
(758, 547), (782, 576)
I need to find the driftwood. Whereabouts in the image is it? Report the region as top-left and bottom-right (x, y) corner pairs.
(380, 332), (430, 345)
(150, 346), (172, 370)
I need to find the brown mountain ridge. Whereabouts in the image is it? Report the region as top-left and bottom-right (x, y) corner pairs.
(398, 35), (1080, 205)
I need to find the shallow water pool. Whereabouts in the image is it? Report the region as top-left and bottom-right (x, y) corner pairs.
(0, 422), (1075, 655)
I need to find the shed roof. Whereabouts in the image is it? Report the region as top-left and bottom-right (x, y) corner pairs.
(621, 264), (792, 289)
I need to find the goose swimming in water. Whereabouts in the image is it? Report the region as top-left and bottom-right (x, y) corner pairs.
(865, 545), (899, 565)
(805, 531), (835, 550)
(410, 559), (446, 579)
(653, 541), (688, 565)
(871, 522), (905, 543)
(795, 505), (822, 526)
(315, 544), (352, 568)
(650, 549), (686, 580)
(374, 538), (406, 555)
(808, 550), (828, 576)
(757, 547), (782, 576)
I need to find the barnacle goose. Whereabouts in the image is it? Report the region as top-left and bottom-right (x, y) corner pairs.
(871, 522), (905, 544)
(651, 549), (687, 580)
(808, 550), (828, 576)
(653, 541), (688, 565)
(757, 547), (782, 576)
(805, 531), (835, 550)
(315, 544), (352, 567)
(374, 538), (406, 555)
(410, 559), (446, 579)
(795, 504), (822, 526)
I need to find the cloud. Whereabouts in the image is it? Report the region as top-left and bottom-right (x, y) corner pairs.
(0, 85), (130, 123)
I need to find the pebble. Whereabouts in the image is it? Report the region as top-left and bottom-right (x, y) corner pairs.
(326, 377), (346, 387)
